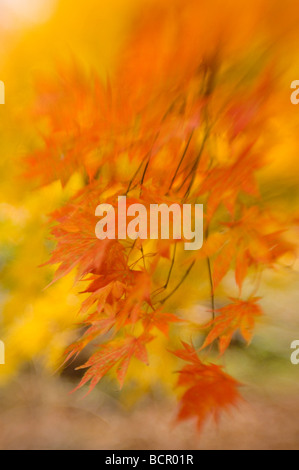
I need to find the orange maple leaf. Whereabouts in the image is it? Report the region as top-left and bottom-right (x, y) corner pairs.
(201, 297), (263, 354)
(210, 207), (295, 290)
(173, 342), (242, 431)
(142, 308), (182, 336)
(73, 334), (153, 394)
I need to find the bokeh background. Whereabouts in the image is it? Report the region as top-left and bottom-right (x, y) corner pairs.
(0, 0), (299, 449)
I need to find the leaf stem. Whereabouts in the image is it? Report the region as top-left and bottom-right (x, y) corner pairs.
(168, 131), (194, 192)
(205, 226), (215, 320)
(160, 260), (195, 305)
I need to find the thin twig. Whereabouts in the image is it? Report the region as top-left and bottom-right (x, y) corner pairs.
(151, 243), (177, 298)
(168, 131), (194, 192)
(205, 226), (215, 320)
(164, 243), (177, 289)
(126, 156), (147, 195)
(206, 256), (215, 320)
(160, 260), (195, 305)
(183, 110), (210, 201)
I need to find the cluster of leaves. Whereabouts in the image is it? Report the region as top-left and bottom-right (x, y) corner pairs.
(25, 0), (296, 431)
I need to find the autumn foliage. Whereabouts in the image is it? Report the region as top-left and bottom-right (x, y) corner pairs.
(24, 0), (298, 432)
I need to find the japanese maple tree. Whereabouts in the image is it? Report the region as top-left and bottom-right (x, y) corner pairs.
(25, 0), (296, 432)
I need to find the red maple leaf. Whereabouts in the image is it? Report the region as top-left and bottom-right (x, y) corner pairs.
(173, 342), (241, 431)
(73, 333), (153, 394)
(201, 297), (263, 354)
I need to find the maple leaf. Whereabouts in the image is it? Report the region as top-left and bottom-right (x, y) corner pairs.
(18, 0), (299, 434)
(141, 308), (182, 336)
(45, 186), (128, 284)
(198, 144), (262, 218)
(73, 334), (153, 393)
(26, 64), (139, 187)
(173, 342), (242, 431)
(201, 297), (263, 354)
(210, 207), (295, 290)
